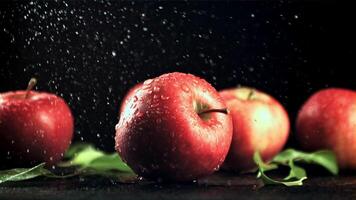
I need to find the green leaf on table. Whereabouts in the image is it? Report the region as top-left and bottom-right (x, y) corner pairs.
(64, 143), (92, 159)
(253, 152), (307, 187)
(60, 143), (134, 174)
(0, 143), (137, 185)
(253, 148), (338, 187)
(273, 149), (338, 175)
(283, 160), (306, 180)
(61, 144), (104, 167)
(0, 163), (51, 184)
(88, 153), (133, 172)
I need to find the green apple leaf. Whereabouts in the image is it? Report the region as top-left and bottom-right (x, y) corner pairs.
(60, 143), (134, 173)
(87, 153), (133, 172)
(272, 149), (338, 175)
(60, 144), (105, 167)
(253, 152), (307, 186)
(253, 149), (338, 187)
(283, 160), (307, 181)
(0, 143), (136, 185)
(63, 143), (92, 159)
(0, 163), (51, 184)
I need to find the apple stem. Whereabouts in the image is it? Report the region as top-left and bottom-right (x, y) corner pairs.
(247, 89), (255, 100)
(198, 108), (228, 116)
(25, 78), (37, 99)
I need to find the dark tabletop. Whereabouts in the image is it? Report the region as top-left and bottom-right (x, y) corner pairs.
(1, 172), (356, 200)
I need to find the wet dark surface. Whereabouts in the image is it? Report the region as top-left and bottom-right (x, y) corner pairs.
(1, 173), (356, 200)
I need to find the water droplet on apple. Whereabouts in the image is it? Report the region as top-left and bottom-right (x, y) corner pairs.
(153, 86), (160, 92)
(115, 124), (120, 130)
(148, 101), (158, 107)
(26, 149), (30, 153)
(143, 79), (153, 85)
(156, 118), (162, 124)
(181, 84), (190, 93)
(153, 94), (158, 99)
(213, 164), (221, 171)
(160, 95), (170, 100)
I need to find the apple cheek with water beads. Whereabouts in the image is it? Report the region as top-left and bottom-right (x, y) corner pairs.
(0, 78), (74, 167)
(115, 72), (233, 182)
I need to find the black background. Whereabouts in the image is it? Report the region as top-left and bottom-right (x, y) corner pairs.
(1, 1), (355, 151)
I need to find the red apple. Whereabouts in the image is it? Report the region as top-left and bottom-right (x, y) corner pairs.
(0, 78), (73, 167)
(115, 72), (233, 181)
(119, 83), (142, 114)
(219, 87), (290, 171)
(296, 88), (356, 169)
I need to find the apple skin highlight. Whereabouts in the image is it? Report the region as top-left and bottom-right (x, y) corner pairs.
(115, 72), (233, 182)
(119, 83), (143, 115)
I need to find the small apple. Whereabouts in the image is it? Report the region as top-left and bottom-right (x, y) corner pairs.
(219, 87), (290, 171)
(296, 88), (356, 169)
(115, 72), (233, 181)
(0, 78), (74, 167)
(119, 83), (142, 114)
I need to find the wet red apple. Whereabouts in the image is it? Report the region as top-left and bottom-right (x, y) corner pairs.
(296, 88), (356, 169)
(220, 87), (290, 171)
(115, 72), (233, 181)
(0, 78), (74, 167)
